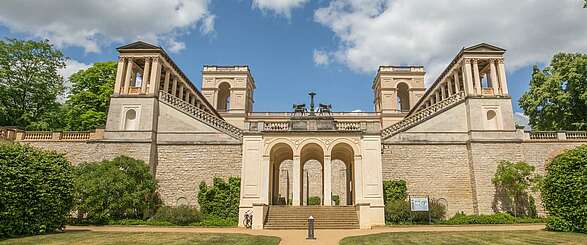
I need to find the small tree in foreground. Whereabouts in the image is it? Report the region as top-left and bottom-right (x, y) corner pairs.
(0, 143), (73, 236)
(197, 177), (240, 221)
(541, 145), (587, 233)
(492, 161), (539, 217)
(72, 156), (159, 224)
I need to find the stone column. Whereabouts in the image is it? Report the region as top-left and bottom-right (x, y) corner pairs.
(114, 57), (126, 95)
(440, 83), (446, 99)
(461, 59), (474, 95)
(163, 69), (170, 93)
(497, 59), (508, 95)
(447, 78), (453, 96)
(149, 57), (162, 95)
(123, 58), (134, 94)
(353, 156), (363, 204)
(171, 77), (178, 96)
(489, 59), (499, 94)
(453, 71), (460, 93)
(179, 84), (184, 101)
(472, 59), (481, 95)
(323, 156), (332, 206)
(292, 155), (301, 206)
(141, 57), (151, 94)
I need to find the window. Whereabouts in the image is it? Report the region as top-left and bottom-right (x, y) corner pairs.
(124, 109), (138, 130)
(485, 109), (498, 130)
(217, 82), (231, 112)
(396, 83), (410, 112)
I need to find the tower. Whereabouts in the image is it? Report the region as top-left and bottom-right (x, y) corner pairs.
(201, 65), (256, 128)
(372, 66), (426, 128)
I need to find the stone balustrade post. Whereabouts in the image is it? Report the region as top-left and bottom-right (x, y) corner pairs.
(557, 132), (567, 140)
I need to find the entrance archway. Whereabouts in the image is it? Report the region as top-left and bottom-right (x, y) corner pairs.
(269, 143), (293, 205)
(331, 143), (355, 205)
(300, 143), (324, 205)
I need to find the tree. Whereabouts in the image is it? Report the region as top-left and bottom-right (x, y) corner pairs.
(519, 53), (587, 131)
(0, 142), (73, 236)
(63, 61), (116, 131)
(72, 156), (159, 224)
(492, 161), (539, 216)
(0, 39), (66, 129)
(541, 145), (587, 233)
(198, 177), (240, 220)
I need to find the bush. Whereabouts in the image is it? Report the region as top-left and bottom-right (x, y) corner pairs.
(197, 217), (238, 227)
(383, 180), (407, 204)
(308, 196), (321, 205)
(492, 160), (539, 216)
(197, 177), (240, 220)
(541, 145), (587, 233)
(384, 199), (446, 224)
(443, 212), (544, 225)
(151, 206), (202, 226)
(332, 195), (340, 206)
(0, 143), (74, 236)
(71, 156), (159, 224)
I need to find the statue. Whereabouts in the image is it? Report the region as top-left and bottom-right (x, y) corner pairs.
(293, 103), (307, 116)
(318, 103), (332, 115)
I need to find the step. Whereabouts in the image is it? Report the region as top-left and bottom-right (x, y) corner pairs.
(264, 205), (359, 230)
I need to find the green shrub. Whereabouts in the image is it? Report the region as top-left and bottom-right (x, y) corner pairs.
(197, 177), (240, 220)
(0, 143), (74, 236)
(383, 180), (407, 204)
(332, 195), (340, 206)
(197, 217), (238, 227)
(492, 160), (539, 216)
(384, 199), (446, 224)
(443, 212), (544, 225)
(541, 145), (587, 233)
(151, 206), (202, 226)
(71, 156), (159, 224)
(308, 196), (321, 205)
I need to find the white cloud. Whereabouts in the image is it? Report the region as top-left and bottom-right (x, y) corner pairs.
(314, 0), (587, 85)
(252, 0), (309, 17)
(352, 109), (362, 112)
(313, 49), (330, 65)
(0, 0), (214, 53)
(58, 59), (91, 102)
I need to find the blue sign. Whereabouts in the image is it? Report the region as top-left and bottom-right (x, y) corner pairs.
(410, 197), (429, 212)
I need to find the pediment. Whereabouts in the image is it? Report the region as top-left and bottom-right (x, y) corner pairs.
(463, 43), (505, 53)
(117, 41), (161, 51)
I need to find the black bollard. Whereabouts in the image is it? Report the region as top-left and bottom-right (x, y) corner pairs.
(307, 216), (315, 240)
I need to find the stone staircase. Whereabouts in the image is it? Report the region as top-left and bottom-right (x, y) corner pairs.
(264, 206), (359, 229)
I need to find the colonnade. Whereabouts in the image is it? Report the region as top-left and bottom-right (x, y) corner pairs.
(113, 55), (213, 113)
(420, 58), (509, 110)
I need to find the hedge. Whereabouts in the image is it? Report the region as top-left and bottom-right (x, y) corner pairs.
(443, 212), (544, 225)
(0, 143), (74, 236)
(198, 177), (240, 220)
(541, 145), (587, 233)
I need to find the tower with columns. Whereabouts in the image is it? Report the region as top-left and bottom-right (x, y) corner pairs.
(372, 66), (427, 128)
(201, 65), (256, 129)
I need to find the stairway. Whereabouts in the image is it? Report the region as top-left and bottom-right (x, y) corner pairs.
(264, 206), (359, 229)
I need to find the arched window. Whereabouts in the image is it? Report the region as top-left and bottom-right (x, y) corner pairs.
(134, 72), (142, 87)
(486, 110), (498, 130)
(124, 109), (138, 130)
(397, 83), (410, 112)
(217, 82), (231, 112)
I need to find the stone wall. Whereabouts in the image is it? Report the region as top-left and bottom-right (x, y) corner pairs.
(381, 143), (476, 216)
(23, 141), (152, 165)
(156, 143), (242, 207)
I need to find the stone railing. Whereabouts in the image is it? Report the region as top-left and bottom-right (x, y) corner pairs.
(159, 91), (243, 140)
(382, 91), (466, 138)
(0, 127), (19, 140)
(336, 122), (362, 131)
(263, 122), (289, 131)
(525, 131), (587, 141)
(8, 129), (105, 142)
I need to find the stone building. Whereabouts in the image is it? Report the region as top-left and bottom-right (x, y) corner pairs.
(6, 41), (586, 229)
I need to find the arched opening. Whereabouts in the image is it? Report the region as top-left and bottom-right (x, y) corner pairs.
(485, 110), (498, 130)
(269, 143), (293, 205)
(124, 109), (138, 130)
(300, 143), (324, 205)
(331, 143), (355, 206)
(397, 83), (410, 112)
(217, 82), (231, 112)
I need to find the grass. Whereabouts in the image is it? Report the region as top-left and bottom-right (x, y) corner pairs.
(0, 232), (280, 245)
(340, 230), (587, 245)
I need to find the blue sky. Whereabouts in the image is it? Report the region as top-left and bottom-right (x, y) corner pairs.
(1, 0), (585, 113)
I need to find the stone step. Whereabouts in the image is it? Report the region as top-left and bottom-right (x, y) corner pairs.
(264, 205), (359, 229)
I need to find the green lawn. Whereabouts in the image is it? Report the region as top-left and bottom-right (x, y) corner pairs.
(0, 232), (280, 245)
(340, 230), (587, 245)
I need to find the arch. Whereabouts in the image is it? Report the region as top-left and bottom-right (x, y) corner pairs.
(397, 82), (410, 112)
(294, 138), (327, 157)
(124, 109), (138, 130)
(327, 138), (361, 156)
(264, 138), (295, 156)
(330, 142), (356, 205)
(217, 82), (231, 112)
(486, 110), (498, 130)
(300, 143), (325, 165)
(269, 143), (294, 205)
